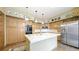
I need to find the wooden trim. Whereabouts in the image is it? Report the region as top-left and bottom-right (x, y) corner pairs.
(49, 16), (79, 23)
(2, 40), (26, 51)
(4, 14), (7, 46)
(6, 15), (25, 20)
(5, 40), (26, 47)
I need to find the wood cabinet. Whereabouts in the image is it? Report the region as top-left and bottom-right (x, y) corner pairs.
(0, 11), (29, 50)
(49, 20), (63, 33)
(17, 19), (25, 42)
(0, 11), (4, 50)
(33, 23), (41, 29)
(25, 20), (43, 33)
(6, 16), (26, 45)
(6, 16), (18, 45)
(32, 22), (42, 33)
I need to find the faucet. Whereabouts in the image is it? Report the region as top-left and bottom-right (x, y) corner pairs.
(40, 26), (42, 35)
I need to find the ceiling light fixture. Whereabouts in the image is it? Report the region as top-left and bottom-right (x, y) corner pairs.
(26, 7), (29, 8)
(34, 10), (38, 22)
(14, 12), (17, 15)
(42, 13), (44, 24)
(24, 16), (29, 20)
(25, 7), (29, 21)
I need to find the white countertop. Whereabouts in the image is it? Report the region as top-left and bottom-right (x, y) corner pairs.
(25, 33), (61, 44)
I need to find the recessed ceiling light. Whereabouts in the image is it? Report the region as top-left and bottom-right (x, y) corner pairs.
(35, 20), (38, 22)
(35, 10), (37, 13)
(7, 11), (11, 14)
(24, 16), (29, 20)
(42, 13), (44, 15)
(14, 12), (17, 15)
(42, 22), (44, 24)
(26, 7), (29, 8)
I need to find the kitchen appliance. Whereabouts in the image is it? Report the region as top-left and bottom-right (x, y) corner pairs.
(60, 21), (79, 48)
(25, 25), (32, 34)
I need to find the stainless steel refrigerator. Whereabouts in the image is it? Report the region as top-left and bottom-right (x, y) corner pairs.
(60, 21), (79, 48)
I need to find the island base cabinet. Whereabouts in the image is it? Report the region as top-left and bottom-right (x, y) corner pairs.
(30, 37), (57, 51)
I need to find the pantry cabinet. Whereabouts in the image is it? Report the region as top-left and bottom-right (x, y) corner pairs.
(0, 11), (30, 50)
(6, 16), (18, 45)
(6, 16), (26, 45)
(17, 19), (26, 42)
(0, 11), (4, 50)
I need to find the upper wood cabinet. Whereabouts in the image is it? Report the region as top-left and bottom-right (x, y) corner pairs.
(49, 20), (63, 33)
(32, 23), (42, 33)
(0, 11), (4, 50)
(6, 16), (17, 28)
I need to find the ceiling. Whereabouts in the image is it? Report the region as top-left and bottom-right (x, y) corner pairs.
(0, 7), (74, 23)
(28, 7), (74, 23)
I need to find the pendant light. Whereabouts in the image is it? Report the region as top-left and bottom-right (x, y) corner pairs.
(42, 13), (44, 24)
(34, 10), (38, 22)
(24, 7), (29, 21)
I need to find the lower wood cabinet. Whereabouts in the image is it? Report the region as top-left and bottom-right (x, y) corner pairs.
(6, 28), (17, 45)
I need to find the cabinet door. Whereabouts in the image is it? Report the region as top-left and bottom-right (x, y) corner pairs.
(0, 13), (4, 50)
(6, 16), (18, 45)
(6, 28), (17, 44)
(6, 16), (17, 27)
(17, 19), (25, 42)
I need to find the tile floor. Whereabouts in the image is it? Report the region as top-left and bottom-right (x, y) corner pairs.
(4, 41), (79, 51)
(53, 42), (79, 51)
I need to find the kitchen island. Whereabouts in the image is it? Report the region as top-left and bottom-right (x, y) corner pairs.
(25, 33), (60, 51)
